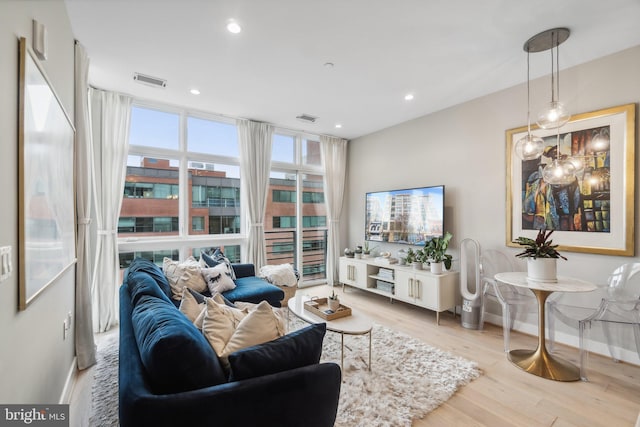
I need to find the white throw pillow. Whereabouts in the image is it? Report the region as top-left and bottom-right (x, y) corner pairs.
(162, 257), (208, 300)
(234, 301), (286, 331)
(259, 264), (298, 287)
(202, 298), (248, 356)
(178, 287), (205, 325)
(202, 263), (236, 294)
(221, 301), (285, 360)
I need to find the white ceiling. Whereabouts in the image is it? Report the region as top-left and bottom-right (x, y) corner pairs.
(64, 0), (640, 140)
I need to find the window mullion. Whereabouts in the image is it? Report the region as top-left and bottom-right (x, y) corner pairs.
(179, 112), (188, 258)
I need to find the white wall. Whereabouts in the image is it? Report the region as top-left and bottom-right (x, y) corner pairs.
(0, 0), (76, 403)
(346, 45), (640, 363)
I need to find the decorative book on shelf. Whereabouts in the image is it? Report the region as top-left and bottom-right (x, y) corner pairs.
(377, 268), (394, 280)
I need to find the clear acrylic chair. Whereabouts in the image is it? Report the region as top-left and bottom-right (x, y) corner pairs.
(577, 263), (640, 380)
(479, 249), (539, 352)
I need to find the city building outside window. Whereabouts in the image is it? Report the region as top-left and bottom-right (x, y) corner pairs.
(117, 104), (327, 287)
(267, 133), (327, 285)
(118, 104), (243, 269)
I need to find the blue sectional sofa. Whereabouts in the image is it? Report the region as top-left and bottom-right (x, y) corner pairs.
(119, 258), (341, 427)
(221, 263), (285, 306)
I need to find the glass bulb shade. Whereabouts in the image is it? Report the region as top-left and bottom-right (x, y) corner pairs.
(567, 156), (585, 173)
(542, 159), (576, 185)
(536, 101), (570, 129)
(514, 134), (544, 160)
(591, 135), (610, 151)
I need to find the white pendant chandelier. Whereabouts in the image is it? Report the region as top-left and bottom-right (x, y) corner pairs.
(514, 49), (544, 160)
(531, 28), (571, 130)
(516, 28), (576, 185)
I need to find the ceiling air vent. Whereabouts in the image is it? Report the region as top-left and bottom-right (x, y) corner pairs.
(296, 114), (318, 123)
(133, 72), (167, 88)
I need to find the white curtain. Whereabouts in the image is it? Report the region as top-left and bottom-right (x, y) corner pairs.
(237, 119), (273, 268)
(89, 88), (132, 333)
(321, 136), (348, 286)
(74, 41), (96, 369)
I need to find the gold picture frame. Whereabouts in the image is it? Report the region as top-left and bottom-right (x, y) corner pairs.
(18, 37), (77, 310)
(506, 103), (635, 256)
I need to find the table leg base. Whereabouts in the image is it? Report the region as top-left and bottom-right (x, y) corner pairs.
(509, 350), (580, 381)
(508, 349), (580, 381)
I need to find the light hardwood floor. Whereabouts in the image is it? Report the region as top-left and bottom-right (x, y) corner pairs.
(307, 284), (640, 427)
(70, 284), (640, 426)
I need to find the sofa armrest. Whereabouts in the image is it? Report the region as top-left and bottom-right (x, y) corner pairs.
(121, 362), (341, 427)
(232, 263), (255, 278)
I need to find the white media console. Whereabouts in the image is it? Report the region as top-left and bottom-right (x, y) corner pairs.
(339, 256), (460, 324)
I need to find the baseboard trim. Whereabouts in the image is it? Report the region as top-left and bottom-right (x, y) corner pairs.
(59, 356), (77, 404)
(482, 313), (639, 366)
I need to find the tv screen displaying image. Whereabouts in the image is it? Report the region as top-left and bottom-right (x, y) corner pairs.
(365, 185), (444, 245)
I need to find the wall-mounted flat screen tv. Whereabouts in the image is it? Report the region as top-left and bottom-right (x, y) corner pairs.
(365, 185), (444, 245)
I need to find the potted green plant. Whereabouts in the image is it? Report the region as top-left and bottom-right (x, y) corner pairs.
(515, 228), (566, 281)
(416, 246), (430, 269)
(405, 248), (422, 270)
(426, 232), (453, 274)
(363, 241), (376, 258)
(327, 290), (340, 311)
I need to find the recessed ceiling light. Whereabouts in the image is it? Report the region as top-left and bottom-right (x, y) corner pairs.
(324, 62), (335, 69)
(335, 123), (342, 129)
(404, 93), (414, 101)
(227, 20), (242, 34)
(190, 89), (200, 95)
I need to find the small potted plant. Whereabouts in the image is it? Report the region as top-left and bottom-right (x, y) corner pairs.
(416, 246), (430, 269)
(426, 232), (453, 274)
(362, 241), (376, 258)
(515, 228), (567, 282)
(405, 248), (422, 270)
(327, 290), (340, 311)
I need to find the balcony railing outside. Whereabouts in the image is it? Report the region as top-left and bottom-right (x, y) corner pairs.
(265, 229), (327, 282)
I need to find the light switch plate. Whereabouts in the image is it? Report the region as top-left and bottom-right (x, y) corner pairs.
(0, 246), (12, 282)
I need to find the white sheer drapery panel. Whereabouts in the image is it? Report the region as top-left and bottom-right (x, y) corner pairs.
(74, 42), (96, 369)
(89, 88), (132, 333)
(237, 119), (273, 269)
(321, 136), (348, 286)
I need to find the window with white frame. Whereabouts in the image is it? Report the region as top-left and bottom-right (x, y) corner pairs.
(118, 104), (243, 269)
(266, 132), (327, 285)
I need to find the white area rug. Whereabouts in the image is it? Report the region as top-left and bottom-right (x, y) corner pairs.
(300, 319), (481, 426)
(89, 319), (480, 427)
(89, 334), (119, 427)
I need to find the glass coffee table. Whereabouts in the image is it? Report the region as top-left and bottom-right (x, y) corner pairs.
(287, 294), (373, 371)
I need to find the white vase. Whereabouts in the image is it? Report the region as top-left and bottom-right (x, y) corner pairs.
(430, 261), (443, 274)
(412, 262), (422, 270)
(327, 298), (340, 311)
(527, 258), (557, 282)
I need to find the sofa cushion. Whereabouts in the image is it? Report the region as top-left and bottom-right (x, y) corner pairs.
(126, 257), (172, 301)
(203, 300), (284, 367)
(202, 263), (236, 294)
(223, 276), (284, 306)
(132, 294), (227, 393)
(201, 249), (236, 280)
(221, 300), (285, 359)
(128, 271), (174, 307)
(178, 287), (206, 325)
(228, 323), (326, 381)
(163, 256), (208, 299)
(230, 263), (255, 278)
(202, 298), (249, 357)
